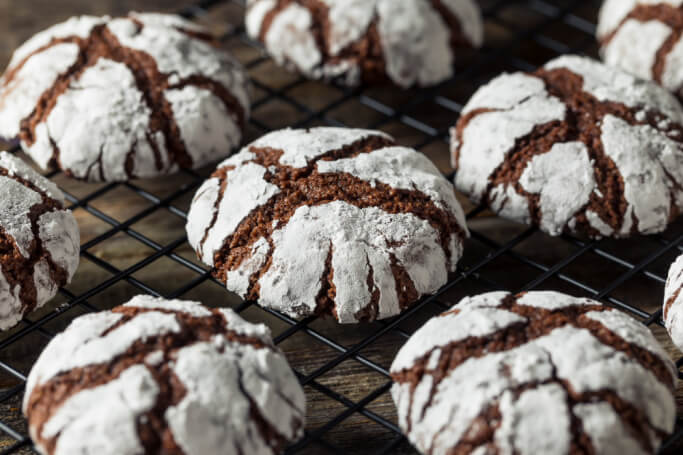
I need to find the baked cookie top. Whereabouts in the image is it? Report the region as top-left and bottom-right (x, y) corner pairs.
(0, 12), (250, 182)
(451, 55), (683, 238)
(186, 127), (468, 323)
(391, 291), (677, 455)
(246, 0), (483, 87)
(0, 152), (79, 330)
(24, 296), (305, 455)
(598, 0), (683, 97)
(664, 253), (683, 351)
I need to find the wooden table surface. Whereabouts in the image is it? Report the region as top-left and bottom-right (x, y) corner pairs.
(0, 0), (681, 454)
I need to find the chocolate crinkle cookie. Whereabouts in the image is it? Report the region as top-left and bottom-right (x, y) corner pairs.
(390, 291), (677, 455)
(0, 12), (250, 182)
(23, 295), (305, 455)
(0, 152), (79, 331)
(451, 55), (683, 238)
(664, 253), (683, 351)
(598, 0), (683, 100)
(186, 127), (468, 323)
(245, 0), (483, 88)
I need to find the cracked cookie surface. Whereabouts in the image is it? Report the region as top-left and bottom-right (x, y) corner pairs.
(598, 0), (683, 100)
(0, 12), (250, 182)
(245, 0), (483, 87)
(664, 253), (683, 351)
(186, 127), (468, 323)
(23, 295), (305, 455)
(0, 151), (79, 331)
(451, 55), (683, 238)
(390, 291), (677, 455)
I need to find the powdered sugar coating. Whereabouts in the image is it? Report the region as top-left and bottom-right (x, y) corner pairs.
(187, 127), (468, 323)
(598, 0), (683, 97)
(0, 13), (250, 182)
(41, 365), (159, 455)
(246, 0), (483, 88)
(24, 296), (305, 455)
(453, 72), (566, 200)
(518, 142), (596, 236)
(545, 56), (683, 121)
(0, 152), (79, 331)
(452, 55), (683, 238)
(390, 291), (677, 455)
(259, 202), (447, 322)
(664, 253), (683, 351)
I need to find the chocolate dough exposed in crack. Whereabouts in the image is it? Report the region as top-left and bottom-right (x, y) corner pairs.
(598, 1), (683, 98)
(390, 291), (677, 455)
(664, 253), (683, 352)
(0, 12), (250, 182)
(186, 127), (469, 324)
(451, 55), (683, 238)
(246, 0), (484, 88)
(0, 152), (79, 331)
(23, 296), (306, 455)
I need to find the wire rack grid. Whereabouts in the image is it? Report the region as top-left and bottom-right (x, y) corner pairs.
(0, 0), (681, 453)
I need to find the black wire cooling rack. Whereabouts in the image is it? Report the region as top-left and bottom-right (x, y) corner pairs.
(0, 0), (682, 453)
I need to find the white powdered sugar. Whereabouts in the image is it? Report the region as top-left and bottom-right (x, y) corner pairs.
(24, 296), (305, 455)
(0, 175), (43, 258)
(545, 55), (683, 122)
(598, 0), (683, 96)
(37, 210), (80, 277)
(518, 142), (596, 236)
(317, 145), (466, 226)
(495, 384), (571, 454)
(246, 0), (483, 87)
(123, 295), (213, 317)
(0, 267), (22, 332)
(166, 341), (304, 454)
(391, 303), (525, 372)
(165, 86), (242, 167)
(0, 43), (80, 140)
(599, 115), (677, 235)
(0, 152), (79, 331)
(249, 127), (391, 168)
(664, 253), (683, 351)
(42, 365), (160, 455)
(0, 13), (250, 182)
(6, 15), (105, 69)
(192, 161), (280, 266)
(602, 20), (671, 81)
(453, 55), (683, 238)
(29, 311), (181, 390)
(453, 72), (566, 201)
(258, 202), (446, 322)
(390, 291), (677, 455)
(573, 402), (649, 455)
(187, 127), (468, 323)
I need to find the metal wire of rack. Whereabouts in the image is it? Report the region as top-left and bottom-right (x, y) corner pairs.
(0, 0), (681, 453)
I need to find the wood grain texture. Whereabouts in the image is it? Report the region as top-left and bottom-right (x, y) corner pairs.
(0, 0), (681, 454)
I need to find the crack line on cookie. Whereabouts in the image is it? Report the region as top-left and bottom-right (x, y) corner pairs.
(25, 306), (274, 452)
(5, 15), (244, 180)
(455, 66), (683, 236)
(392, 293), (674, 445)
(207, 135), (463, 320)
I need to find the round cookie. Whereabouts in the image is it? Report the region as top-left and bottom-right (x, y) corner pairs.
(186, 127), (468, 323)
(0, 12), (250, 182)
(598, 0), (683, 100)
(390, 291), (677, 455)
(0, 152), (79, 331)
(451, 55), (683, 238)
(245, 0), (483, 88)
(23, 295), (305, 455)
(664, 253), (683, 351)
